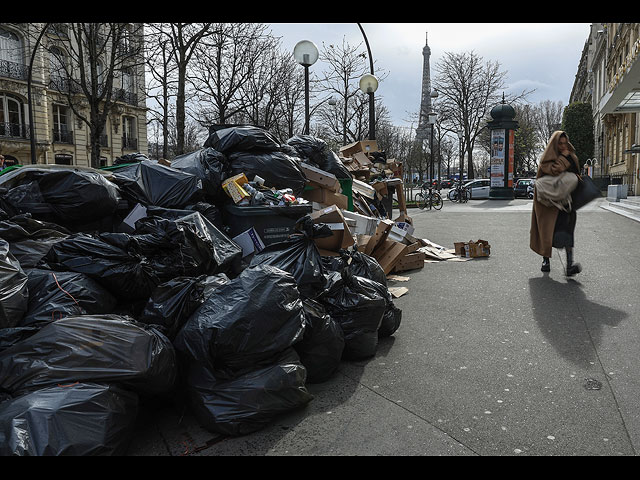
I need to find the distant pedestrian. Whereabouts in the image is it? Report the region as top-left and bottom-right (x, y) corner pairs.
(0, 155), (5, 171)
(530, 131), (582, 276)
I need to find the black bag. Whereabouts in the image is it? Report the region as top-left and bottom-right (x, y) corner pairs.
(572, 175), (602, 210)
(0, 239), (29, 329)
(0, 314), (177, 397)
(0, 382), (139, 456)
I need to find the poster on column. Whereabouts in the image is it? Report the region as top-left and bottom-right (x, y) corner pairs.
(508, 129), (514, 187)
(490, 129), (505, 187)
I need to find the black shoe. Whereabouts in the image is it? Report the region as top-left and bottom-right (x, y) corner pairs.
(541, 258), (550, 272)
(566, 263), (582, 277)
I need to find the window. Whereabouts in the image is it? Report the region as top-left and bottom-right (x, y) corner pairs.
(54, 154), (73, 165)
(0, 27), (22, 64)
(0, 92), (26, 138)
(49, 47), (68, 91)
(122, 116), (137, 149)
(52, 104), (72, 143)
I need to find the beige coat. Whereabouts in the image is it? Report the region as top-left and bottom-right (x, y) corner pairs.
(529, 131), (581, 258)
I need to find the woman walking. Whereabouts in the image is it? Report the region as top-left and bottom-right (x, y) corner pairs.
(530, 131), (582, 276)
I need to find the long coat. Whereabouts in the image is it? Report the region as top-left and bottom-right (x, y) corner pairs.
(530, 131), (581, 258)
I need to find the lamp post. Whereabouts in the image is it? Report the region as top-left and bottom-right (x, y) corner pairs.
(359, 74), (378, 140)
(457, 129), (464, 184)
(428, 88), (438, 190)
(28, 23), (50, 164)
(357, 23), (377, 141)
(293, 40), (319, 135)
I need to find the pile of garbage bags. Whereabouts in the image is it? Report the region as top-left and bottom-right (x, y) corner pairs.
(0, 125), (401, 455)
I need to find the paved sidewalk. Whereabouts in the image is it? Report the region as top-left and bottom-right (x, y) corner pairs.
(127, 197), (640, 456)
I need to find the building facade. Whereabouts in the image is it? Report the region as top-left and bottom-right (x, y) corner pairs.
(583, 22), (640, 195)
(0, 23), (147, 168)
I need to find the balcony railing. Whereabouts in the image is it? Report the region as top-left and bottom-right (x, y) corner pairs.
(113, 88), (138, 106)
(52, 128), (74, 144)
(0, 59), (29, 81)
(0, 122), (30, 140)
(122, 136), (138, 150)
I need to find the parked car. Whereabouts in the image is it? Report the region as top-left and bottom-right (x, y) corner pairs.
(440, 178), (454, 189)
(514, 178), (535, 198)
(463, 179), (490, 199)
(527, 180), (535, 199)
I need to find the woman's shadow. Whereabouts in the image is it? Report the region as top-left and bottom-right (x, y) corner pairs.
(529, 274), (627, 368)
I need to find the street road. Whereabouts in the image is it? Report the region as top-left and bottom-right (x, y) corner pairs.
(127, 196), (640, 456)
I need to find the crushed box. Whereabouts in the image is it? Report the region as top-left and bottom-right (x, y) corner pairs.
(454, 239), (491, 258)
(310, 204), (354, 252)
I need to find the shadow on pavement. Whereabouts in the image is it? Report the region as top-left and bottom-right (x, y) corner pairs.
(528, 275), (627, 368)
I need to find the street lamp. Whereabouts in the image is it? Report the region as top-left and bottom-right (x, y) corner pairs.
(428, 88), (438, 190)
(293, 40), (319, 135)
(357, 23), (377, 141)
(359, 73), (378, 140)
(457, 129), (464, 184)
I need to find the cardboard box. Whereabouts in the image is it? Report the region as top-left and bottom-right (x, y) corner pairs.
(342, 210), (378, 236)
(310, 204), (354, 252)
(364, 219), (394, 255)
(392, 251), (426, 273)
(352, 151), (373, 169)
(302, 187), (348, 210)
(340, 140), (379, 158)
(222, 173), (250, 203)
(299, 163), (341, 192)
(372, 240), (408, 274)
(232, 227), (266, 257)
(454, 239), (491, 258)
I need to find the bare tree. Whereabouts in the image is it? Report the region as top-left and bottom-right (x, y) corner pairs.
(163, 23), (214, 155)
(189, 23), (277, 128)
(145, 23), (179, 159)
(43, 23), (145, 168)
(533, 99), (564, 145)
(433, 50), (532, 179)
(314, 38), (388, 146)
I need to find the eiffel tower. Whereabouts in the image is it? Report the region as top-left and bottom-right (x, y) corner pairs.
(415, 32), (433, 145)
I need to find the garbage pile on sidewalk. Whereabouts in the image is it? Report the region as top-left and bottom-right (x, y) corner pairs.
(0, 125), (430, 455)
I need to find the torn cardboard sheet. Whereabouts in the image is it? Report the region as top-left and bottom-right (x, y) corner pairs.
(387, 275), (410, 282)
(388, 287), (409, 298)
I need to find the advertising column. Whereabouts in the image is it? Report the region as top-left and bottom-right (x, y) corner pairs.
(487, 99), (518, 199)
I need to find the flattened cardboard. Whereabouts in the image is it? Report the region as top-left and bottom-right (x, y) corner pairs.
(300, 163), (341, 192)
(375, 241), (408, 275)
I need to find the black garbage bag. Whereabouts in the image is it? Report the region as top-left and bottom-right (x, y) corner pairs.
(203, 125), (281, 154)
(146, 203), (225, 237)
(40, 233), (159, 301)
(287, 135), (352, 180)
(227, 150), (307, 196)
(174, 265), (306, 380)
(249, 215), (331, 299)
(0, 214), (70, 269)
(185, 348), (313, 437)
(0, 326), (40, 354)
(113, 152), (148, 166)
(317, 269), (387, 360)
(293, 299), (344, 383)
(0, 239), (29, 329)
(0, 382), (139, 456)
(139, 274), (230, 340)
(131, 212), (242, 278)
(20, 269), (118, 328)
(0, 315), (177, 397)
(0, 169), (121, 227)
(322, 247), (400, 338)
(110, 160), (203, 209)
(170, 148), (228, 203)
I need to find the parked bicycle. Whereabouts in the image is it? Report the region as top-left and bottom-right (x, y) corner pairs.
(447, 181), (470, 203)
(416, 184), (443, 210)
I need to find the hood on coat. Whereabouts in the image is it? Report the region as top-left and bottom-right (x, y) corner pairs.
(537, 130), (580, 178)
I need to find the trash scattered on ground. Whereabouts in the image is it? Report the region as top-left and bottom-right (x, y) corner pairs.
(454, 240), (491, 258)
(0, 124), (486, 454)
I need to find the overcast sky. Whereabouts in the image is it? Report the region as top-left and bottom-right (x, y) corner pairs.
(267, 23), (591, 128)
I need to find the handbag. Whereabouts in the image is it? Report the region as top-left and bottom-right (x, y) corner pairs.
(571, 175), (601, 210)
